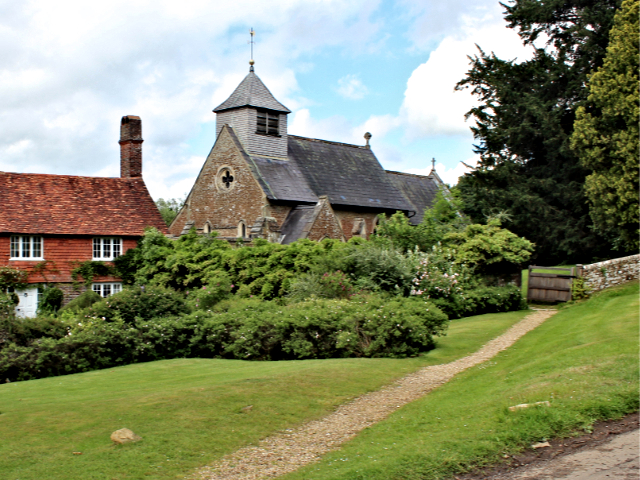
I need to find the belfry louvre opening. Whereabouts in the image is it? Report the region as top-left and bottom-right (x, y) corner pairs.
(257, 110), (279, 136)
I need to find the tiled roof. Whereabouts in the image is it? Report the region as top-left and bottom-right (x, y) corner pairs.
(385, 171), (441, 225)
(0, 172), (168, 236)
(213, 70), (291, 114)
(283, 136), (412, 212)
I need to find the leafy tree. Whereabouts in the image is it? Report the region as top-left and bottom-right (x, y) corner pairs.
(155, 197), (184, 227)
(456, 0), (621, 264)
(571, 0), (639, 252)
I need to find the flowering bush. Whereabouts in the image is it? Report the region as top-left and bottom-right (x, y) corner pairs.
(409, 246), (471, 299)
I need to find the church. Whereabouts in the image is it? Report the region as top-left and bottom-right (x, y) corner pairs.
(169, 63), (445, 243)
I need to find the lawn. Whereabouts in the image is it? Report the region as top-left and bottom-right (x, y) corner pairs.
(283, 281), (639, 480)
(0, 310), (529, 480)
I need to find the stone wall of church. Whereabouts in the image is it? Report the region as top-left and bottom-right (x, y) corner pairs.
(334, 210), (379, 241)
(306, 200), (345, 242)
(216, 108), (288, 159)
(169, 127), (267, 239)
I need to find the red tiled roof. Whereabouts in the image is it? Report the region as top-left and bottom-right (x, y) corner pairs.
(0, 172), (168, 236)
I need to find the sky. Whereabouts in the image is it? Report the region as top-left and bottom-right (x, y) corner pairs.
(0, 0), (537, 201)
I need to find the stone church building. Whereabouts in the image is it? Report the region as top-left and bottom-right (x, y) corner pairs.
(169, 66), (445, 243)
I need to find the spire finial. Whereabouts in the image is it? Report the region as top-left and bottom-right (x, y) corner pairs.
(249, 28), (255, 71)
(430, 157), (436, 173)
(364, 132), (372, 148)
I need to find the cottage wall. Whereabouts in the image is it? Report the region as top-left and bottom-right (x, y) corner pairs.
(0, 235), (137, 284)
(581, 254), (640, 292)
(169, 127), (267, 238)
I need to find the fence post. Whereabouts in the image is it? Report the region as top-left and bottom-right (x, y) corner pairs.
(575, 264), (583, 277)
(526, 265), (533, 302)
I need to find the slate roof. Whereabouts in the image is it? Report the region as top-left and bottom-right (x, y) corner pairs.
(385, 171), (441, 225)
(279, 205), (317, 244)
(247, 135), (413, 212)
(213, 69), (291, 113)
(0, 172), (168, 236)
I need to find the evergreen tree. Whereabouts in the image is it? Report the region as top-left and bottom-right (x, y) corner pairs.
(571, 0), (639, 252)
(456, 0), (621, 264)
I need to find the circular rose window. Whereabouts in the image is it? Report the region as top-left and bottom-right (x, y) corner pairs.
(216, 166), (236, 192)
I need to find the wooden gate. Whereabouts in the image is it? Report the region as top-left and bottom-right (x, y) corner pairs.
(526, 266), (579, 303)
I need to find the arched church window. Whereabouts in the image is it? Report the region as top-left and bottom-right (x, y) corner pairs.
(203, 222), (212, 234)
(238, 221), (247, 238)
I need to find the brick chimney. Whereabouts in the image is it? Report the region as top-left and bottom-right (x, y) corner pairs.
(119, 115), (143, 178)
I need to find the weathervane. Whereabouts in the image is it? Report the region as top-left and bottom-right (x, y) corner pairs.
(249, 28), (255, 71)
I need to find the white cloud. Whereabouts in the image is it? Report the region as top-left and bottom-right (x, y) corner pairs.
(399, 21), (534, 139)
(0, 0), (380, 198)
(336, 74), (369, 100)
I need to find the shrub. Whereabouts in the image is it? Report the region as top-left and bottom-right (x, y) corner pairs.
(0, 295), (449, 381)
(186, 273), (233, 310)
(37, 286), (64, 315)
(288, 271), (355, 301)
(60, 289), (102, 313)
(430, 285), (527, 319)
(85, 285), (188, 323)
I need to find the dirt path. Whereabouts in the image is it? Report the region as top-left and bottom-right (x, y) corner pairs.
(459, 412), (639, 480)
(477, 428), (639, 480)
(193, 309), (556, 480)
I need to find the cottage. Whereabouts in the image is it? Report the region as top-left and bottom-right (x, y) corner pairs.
(0, 116), (167, 316)
(170, 65), (446, 243)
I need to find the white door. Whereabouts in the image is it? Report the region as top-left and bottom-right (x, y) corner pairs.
(14, 287), (39, 318)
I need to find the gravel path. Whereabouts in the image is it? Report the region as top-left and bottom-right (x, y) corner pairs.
(194, 309), (557, 480)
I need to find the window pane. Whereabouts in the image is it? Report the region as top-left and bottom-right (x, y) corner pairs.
(92, 284), (101, 296)
(22, 237), (30, 257)
(10, 237), (19, 258)
(113, 239), (121, 258)
(103, 238), (111, 258)
(103, 284), (111, 297)
(32, 237), (41, 258)
(93, 238), (101, 259)
(112, 284), (122, 295)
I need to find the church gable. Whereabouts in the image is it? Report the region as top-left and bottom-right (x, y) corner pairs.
(280, 196), (345, 244)
(169, 126), (269, 239)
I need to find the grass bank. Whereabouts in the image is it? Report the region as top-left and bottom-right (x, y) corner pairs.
(0, 310), (528, 480)
(283, 281), (639, 480)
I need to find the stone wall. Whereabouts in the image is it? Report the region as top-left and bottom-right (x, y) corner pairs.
(580, 254), (640, 292)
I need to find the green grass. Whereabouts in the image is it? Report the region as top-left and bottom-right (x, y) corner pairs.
(0, 310), (529, 480)
(282, 281), (639, 480)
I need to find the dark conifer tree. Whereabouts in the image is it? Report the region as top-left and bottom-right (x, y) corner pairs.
(456, 0), (621, 264)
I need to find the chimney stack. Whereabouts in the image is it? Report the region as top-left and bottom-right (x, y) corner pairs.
(119, 115), (143, 178)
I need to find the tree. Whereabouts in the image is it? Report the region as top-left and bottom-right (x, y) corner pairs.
(571, 0), (639, 252)
(456, 0), (621, 264)
(155, 197), (184, 227)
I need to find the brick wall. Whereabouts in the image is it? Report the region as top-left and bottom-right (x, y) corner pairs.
(0, 234), (137, 284)
(170, 126), (268, 237)
(580, 254), (640, 292)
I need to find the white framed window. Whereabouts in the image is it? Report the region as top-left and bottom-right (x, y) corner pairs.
(92, 238), (122, 260)
(10, 236), (43, 260)
(92, 283), (122, 298)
